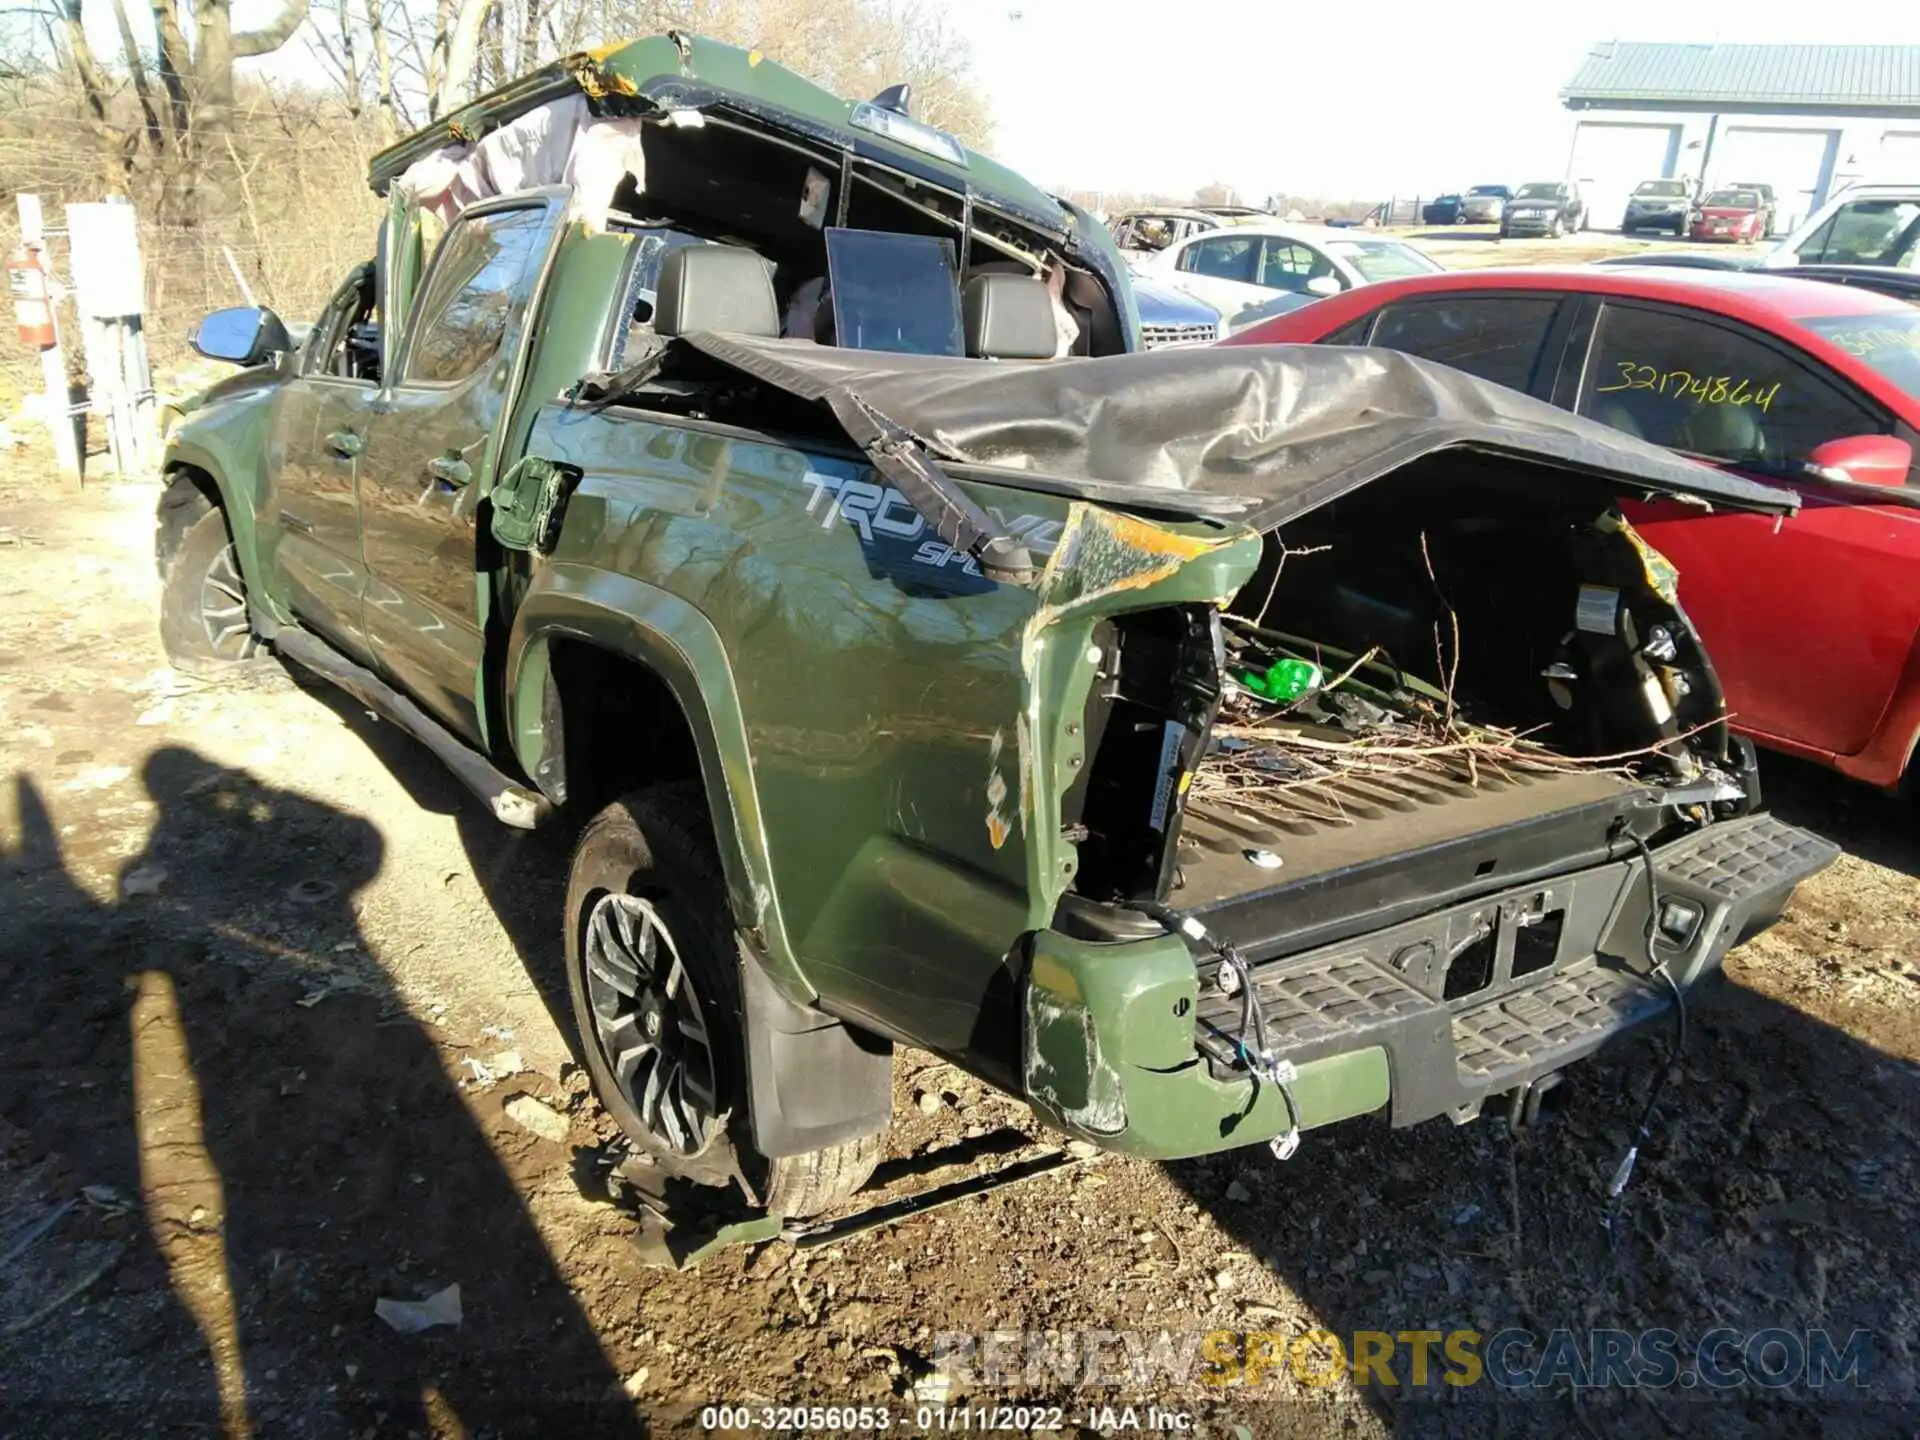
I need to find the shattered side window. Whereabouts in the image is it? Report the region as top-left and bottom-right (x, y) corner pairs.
(402, 206), (548, 387)
(608, 228), (706, 369)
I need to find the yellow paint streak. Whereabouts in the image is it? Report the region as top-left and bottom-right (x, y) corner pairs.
(1097, 510), (1222, 563)
(748, 48), (764, 66)
(1029, 952), (1082, 1003)
(1605, 511), (1682, 606)
(131, 971), (251, 1439)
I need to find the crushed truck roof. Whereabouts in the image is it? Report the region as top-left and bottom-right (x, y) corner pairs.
(366, 32), (1066, 237)
(676, 334), (1799, 528)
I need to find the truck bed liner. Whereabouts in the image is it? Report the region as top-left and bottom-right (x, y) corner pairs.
(1177, 763), (1638, 903)
(1170, 757), (1649, 962)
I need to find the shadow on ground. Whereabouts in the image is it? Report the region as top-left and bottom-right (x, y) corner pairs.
(1163, 764), (1919, 1434)
(0, 744), (640, 1435)
(1763, 752), (1920, 880)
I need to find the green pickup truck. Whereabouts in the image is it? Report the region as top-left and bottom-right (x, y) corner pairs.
(157, 33), (1836, 1218)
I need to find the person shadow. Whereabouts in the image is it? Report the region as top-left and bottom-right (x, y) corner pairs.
(0, 745), (641, 1437)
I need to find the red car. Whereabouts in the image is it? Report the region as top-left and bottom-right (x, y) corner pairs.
(1227, 267), (1920, 791)
(1691, 188), (1766, 243)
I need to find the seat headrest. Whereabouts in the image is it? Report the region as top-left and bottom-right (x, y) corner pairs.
(654, 246), (779, 338)
(964, 274), (1058, 360)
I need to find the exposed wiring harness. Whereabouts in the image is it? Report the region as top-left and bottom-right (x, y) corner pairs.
(1137, 901), (1304, 1160)
(1608, 832), (1691, 1198)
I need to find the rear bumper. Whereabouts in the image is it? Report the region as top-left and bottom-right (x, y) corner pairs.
(1021, 814), (1836, 1158)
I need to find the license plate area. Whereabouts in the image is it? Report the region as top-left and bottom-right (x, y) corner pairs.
(1376, 884), (1584, 1008)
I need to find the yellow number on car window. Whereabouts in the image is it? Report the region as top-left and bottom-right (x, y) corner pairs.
(1595, 360), (1782, 411)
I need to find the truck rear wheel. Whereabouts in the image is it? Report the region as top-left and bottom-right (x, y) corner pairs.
(564, 784), (879, 1217)
(158, 505), (259, 674)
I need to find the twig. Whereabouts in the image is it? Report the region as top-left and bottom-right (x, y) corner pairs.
(0, 1199), (76, 1274)
(1314, 645), (1380, 701)
(1247, 539), (1332, 628)
(1419, 531), (1461, 726)
(1, 1242), (125, 1337)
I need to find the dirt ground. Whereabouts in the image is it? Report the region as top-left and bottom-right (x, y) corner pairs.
(2, 441), (1917, 1439)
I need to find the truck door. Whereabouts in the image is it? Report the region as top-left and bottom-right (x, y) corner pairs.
(347, 196), (561, 744)
(267, 262), (381, 663)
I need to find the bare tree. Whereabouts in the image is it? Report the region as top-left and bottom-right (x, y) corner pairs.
(111, 0), (165, 153)
(55, 0), (108, 125)
(191, 0), (313, 142)
(366, 0), (402, 136)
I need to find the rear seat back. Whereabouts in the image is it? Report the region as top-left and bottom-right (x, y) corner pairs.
(654, 246), (779, 337)
(964, 274), (1057, 360)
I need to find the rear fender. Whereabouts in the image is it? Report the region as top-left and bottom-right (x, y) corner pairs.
(504, 560), (807, 998)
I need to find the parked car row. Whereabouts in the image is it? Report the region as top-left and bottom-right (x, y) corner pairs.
(1620, 178), (1778, 241)
(1230, 252), (1920, 793)
(1423, 185), (1516, 225)
(1129, 221), (1444, 334)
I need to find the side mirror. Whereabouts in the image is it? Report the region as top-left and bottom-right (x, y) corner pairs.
(1305, 274), (1343, 297)
(191, 305), (292, 366)
(1806, 434), (1913, 488)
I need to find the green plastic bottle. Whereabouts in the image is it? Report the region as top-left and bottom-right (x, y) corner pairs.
(1241, 658), (1324, 702)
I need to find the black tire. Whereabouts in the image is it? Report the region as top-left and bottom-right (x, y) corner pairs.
(1549, 215), (1565, 239)
(564, 784), (880, 1217)
(158, 505), (259, 674)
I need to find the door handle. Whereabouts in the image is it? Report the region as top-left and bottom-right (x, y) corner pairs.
(426, 455), (472, 488)
(326, 429), (363, 459)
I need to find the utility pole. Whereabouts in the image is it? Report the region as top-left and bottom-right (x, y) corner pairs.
(14, 194), (81, 484)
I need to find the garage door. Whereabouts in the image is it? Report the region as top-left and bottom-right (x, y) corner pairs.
(1713, 127), (1837, 232)
(1877, 131), (1920, 181)
(1570, 122), (1681, 229)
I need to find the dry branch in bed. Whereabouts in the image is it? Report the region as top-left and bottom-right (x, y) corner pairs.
(1195, 703), (1699, 830)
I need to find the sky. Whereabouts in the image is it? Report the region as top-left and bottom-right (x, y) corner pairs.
(934, 2), (1920, 202)
(85, 1), (1920, 203)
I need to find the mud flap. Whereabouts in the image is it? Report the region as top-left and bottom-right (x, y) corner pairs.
(739, 946), (893, 1158)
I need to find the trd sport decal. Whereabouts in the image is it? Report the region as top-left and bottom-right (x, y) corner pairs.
(800, 471), (1062, 579)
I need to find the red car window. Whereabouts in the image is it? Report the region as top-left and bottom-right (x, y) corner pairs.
(1369, 296), (1560, 393)
(1577, 302), (1887, 469)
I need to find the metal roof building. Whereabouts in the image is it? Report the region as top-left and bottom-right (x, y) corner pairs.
(1559, 42), (1920, 232)
(1566, 42), (1920, 115)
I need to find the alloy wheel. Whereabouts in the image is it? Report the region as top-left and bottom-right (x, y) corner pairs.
(200, 544), (257, 660)
(582, 891), (719, 1155)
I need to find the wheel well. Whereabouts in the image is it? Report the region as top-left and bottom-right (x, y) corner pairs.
(549, 639), (703, 813)
(157, 466), (224, 572)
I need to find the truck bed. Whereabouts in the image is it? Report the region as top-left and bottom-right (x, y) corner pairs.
(1172, 757), (1648, 962)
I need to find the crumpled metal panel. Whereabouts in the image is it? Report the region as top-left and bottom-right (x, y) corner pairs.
(680, 332), (1799, 529)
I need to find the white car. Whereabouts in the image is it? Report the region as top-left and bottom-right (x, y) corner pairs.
(1132, 222), (1445, 334)
(1763, 184), (1920, 272)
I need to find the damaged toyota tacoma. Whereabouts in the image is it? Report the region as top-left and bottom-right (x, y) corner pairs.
(155, 33), (1837, 1218)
